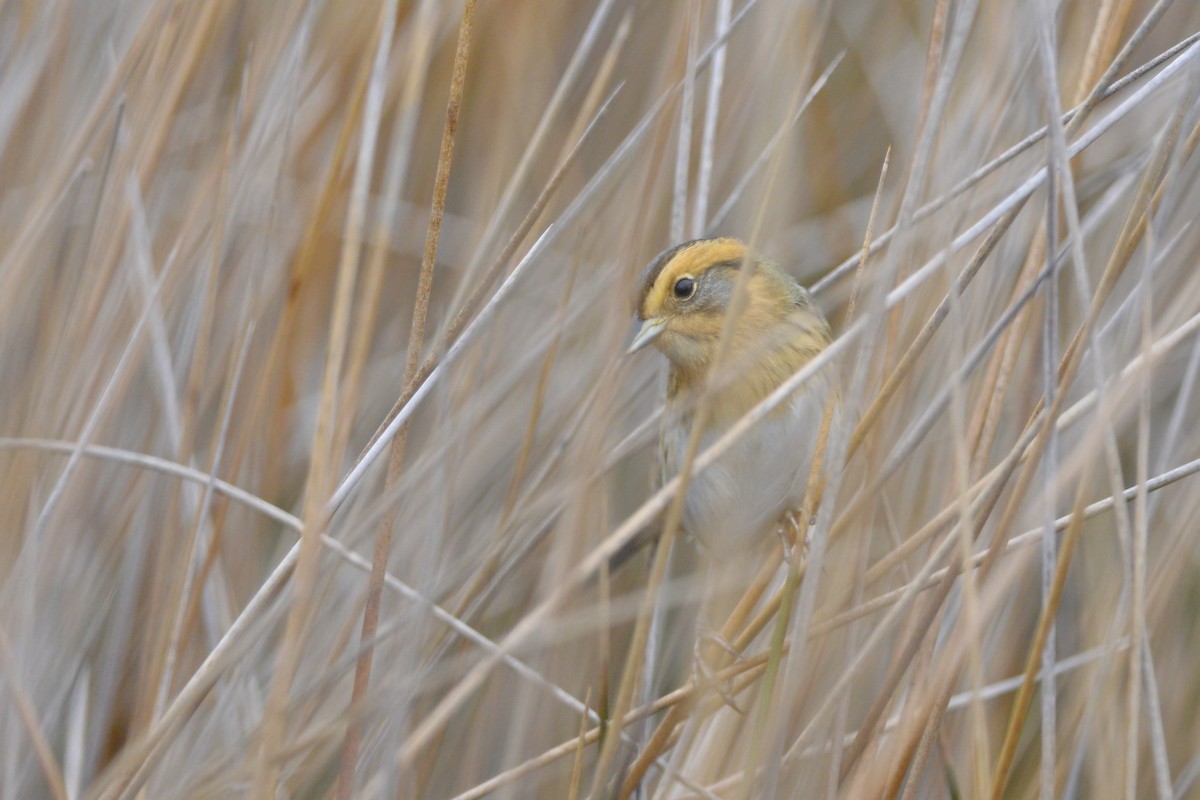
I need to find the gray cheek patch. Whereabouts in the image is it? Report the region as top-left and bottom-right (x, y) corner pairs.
(692, 274), (734, 314)
(689, 262), (749, 314)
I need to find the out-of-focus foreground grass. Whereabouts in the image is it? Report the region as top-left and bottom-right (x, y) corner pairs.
(2, 1), (1200, 798)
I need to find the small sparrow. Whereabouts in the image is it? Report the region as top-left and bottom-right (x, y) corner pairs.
(629, 237), (834, 558)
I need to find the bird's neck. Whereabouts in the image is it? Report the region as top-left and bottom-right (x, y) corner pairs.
(667, 341), (821, 425)
(667, 307), (830, 417)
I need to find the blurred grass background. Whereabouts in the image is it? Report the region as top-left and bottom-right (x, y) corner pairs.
(2, 0), (1200, 797)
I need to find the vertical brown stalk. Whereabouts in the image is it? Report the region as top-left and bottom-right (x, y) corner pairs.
(334, 3), (476, 799)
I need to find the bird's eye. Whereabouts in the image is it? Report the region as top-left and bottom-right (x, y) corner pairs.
(673, 276), (696, 299)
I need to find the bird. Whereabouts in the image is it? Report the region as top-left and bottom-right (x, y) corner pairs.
(628, 237), (835, 560)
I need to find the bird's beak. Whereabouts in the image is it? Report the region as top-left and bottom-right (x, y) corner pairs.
(627, 317), (667, 355)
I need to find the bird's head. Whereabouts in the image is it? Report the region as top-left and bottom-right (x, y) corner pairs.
(629, 237), (811, 372)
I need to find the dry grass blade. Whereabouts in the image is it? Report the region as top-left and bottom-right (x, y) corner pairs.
(0, 624), (68, 800)
(334, 2), (473, 796)
(249, 0), (402, 794)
